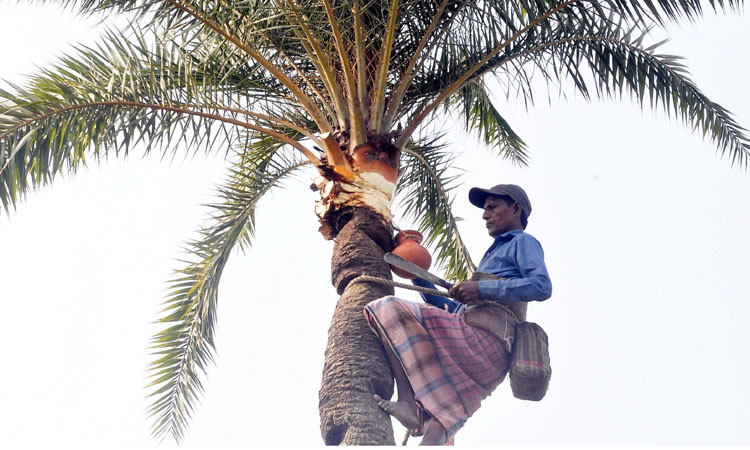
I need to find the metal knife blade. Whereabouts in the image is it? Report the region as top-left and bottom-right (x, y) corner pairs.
(384, 253), (454, 290)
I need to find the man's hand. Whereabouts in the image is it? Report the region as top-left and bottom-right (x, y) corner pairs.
(448, 281), (480, 304)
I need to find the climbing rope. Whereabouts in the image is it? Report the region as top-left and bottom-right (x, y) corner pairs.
(348, 274), (455, 298)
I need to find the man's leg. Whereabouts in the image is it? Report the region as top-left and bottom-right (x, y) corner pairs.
(373, 340), (420, 430)
(376, 345), (449, 447)
(419, 418), (447, 445)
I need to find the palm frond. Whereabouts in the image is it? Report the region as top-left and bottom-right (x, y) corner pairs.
(499, 24), (750, 166)
(579, 31), (750, 167)
(396, 137), (475, 282)
(0, 22), (323, 213)
(454, 81), (529, 166)
(396, 0), (580, 146)
(394, 1), (749, 166)
(146, 147), (309, 442)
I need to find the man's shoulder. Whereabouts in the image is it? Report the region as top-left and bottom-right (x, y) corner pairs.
(507, 230), (543, 248)
(504, 229), (538, 241)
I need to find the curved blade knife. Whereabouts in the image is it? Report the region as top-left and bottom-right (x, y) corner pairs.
(384, 252), (454, 290)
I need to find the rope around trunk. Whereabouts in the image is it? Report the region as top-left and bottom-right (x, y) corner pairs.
(348, 274), (455, 298)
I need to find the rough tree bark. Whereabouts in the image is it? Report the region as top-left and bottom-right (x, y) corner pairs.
(318, 206), (397, 445)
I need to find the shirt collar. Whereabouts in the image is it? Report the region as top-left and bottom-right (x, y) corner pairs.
(494, 229), (524, 242)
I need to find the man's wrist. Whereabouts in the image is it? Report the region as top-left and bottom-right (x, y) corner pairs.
(477, 280), (498, 301)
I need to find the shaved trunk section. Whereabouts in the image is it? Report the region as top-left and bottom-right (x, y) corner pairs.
(319, 207), (397, 445)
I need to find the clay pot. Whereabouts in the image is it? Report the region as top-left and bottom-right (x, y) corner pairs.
(351, 143), (399, 183)
(390, 230), (432, 279)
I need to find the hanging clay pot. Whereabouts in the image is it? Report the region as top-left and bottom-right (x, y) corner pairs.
(351, 143), (399, 183)
(390, 230), (432, 279)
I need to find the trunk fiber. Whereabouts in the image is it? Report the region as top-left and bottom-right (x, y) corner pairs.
(319, 207), (396, 445)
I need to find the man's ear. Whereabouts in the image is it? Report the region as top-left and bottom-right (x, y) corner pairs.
(513, 202), (523, 217)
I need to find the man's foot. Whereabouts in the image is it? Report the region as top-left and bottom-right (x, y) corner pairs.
(373, 394), (420, 430)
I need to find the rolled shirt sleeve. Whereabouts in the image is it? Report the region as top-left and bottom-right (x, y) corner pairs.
(476, 232), (552, 303)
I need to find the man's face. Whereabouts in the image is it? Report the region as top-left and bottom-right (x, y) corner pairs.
(482, 195), (521, 237)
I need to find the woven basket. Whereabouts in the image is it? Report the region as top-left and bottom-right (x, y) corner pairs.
(509, 321), (551, 401)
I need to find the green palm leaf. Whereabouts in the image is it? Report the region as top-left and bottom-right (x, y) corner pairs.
(147, 148), (310, 442)
(396, 2), (749, 166)
(396, 137), (475, 282)
(454, 80), (529, 166)
(0, 22), (320, 212)
(508, 23), (750, 166)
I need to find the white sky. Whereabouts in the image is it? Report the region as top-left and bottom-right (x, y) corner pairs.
(0, 3), (748, 448)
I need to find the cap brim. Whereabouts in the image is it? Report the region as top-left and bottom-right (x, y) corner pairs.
(468, 187), (492, 208)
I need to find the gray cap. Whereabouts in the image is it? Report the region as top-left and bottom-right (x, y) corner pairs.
(468, 184), (532, 217)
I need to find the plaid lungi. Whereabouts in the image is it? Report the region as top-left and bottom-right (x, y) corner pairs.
(364, 296), (511, 437)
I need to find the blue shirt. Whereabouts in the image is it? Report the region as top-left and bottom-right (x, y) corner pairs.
(412, 229), (551, 311)
(475, 230), (552, 302)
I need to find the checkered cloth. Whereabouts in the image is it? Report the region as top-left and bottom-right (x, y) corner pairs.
(364, 296), (511, 438)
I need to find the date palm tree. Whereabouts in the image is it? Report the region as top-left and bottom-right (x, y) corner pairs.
(1, 0), (748, 445)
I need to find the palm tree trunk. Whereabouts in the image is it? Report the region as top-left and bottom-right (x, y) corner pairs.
(319, 206), (396, 445)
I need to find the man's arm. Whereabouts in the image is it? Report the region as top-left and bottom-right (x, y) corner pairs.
(476, 235), (552, 302)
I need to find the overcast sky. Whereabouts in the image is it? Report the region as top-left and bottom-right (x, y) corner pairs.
(0, 3), (748, 448)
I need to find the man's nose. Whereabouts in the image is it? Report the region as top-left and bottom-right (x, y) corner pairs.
(482, 209), (490, 220)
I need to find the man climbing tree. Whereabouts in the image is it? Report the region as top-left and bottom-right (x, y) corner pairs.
(367, 184), (551, 444)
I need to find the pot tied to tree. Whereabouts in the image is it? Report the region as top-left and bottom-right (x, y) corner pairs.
(314, 135), (400, 240)
(391, 230), (433, 279)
